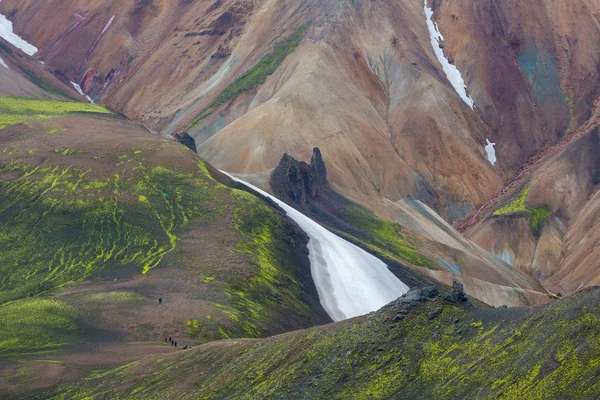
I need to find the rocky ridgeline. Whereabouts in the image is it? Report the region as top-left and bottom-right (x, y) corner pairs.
(385, 281), (472, 323)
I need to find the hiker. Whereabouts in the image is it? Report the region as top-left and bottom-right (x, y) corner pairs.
(169, 336), (172, 342)
(164, 336), (168, 342)
(159, 297), (162, 304)
(174, 341), (177, 348)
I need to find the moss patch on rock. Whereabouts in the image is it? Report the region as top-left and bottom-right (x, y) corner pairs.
(493, 184), (553, 236)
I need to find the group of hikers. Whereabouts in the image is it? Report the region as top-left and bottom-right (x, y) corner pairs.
(164, 335), (194, 350)
(160, 298), (193, 350)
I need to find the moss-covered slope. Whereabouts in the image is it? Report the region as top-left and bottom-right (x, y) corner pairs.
(12, 287), (600, 399)
(0, 97), (328, 358)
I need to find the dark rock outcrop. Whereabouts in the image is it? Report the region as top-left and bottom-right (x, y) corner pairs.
(269, 149), (436, 289)
(444, 281), (472, 306)
(172, 132), (197, 153)
(270, 148), (328, 205)
(398, 286), (439, 303)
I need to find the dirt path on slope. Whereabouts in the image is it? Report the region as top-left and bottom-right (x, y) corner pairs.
(458, 99), (600, 233)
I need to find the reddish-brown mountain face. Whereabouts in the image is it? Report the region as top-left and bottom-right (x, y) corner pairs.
(3, 0), (600, 310)
(5, 0), (600, 224)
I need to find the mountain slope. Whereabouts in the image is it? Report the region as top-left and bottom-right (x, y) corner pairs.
(7, 286), (600, 399)
(5, 0), (599, 224)
(466, 104), (600, 296)
(0, 96), (332, 357)
(267, 148), (550, 307)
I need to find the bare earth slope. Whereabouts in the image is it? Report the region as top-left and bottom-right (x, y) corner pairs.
(4, 0), (600, 225)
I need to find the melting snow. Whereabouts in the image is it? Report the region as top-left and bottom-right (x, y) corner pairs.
(0, 14), (38, 56)
(221, 171), (409, 321)
(70, 81), (94, 103)
(424, 0), (474, 109)
(485, 138), (496, 165)
(0, 55), (8, 69)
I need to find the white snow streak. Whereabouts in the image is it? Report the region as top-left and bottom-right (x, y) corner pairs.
(222, 171), (409, 321)
(424, 0), (474, 109)
(70, 81), (94, 103)
(0, 55), (8, 69)
(0, 14), (38, 56)
(485, 138), (496, 165)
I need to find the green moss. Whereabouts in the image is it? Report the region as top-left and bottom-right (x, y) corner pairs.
(530, 205), (553, 236)
(0, 96), (111, 130)
(33, 290), (600, 399)
(189, 25), (308, 129)
(54, 148), (84, 156)
(493, 184), (553, 235)
(342, 204), (432, 267)
(0, 96), (110, 115)
(0, 298), (80, 356)
(494, 184), (531, 216)
(186, 319), (201, 338)
(87, 291), (146, 303)
(0, 114), (41, 129)
(218, 189), (314, 338)
(1, 120), (325, 348)
(0, 156), (223, 304)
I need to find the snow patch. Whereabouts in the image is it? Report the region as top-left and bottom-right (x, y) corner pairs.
(70, 81), (94, 103)
(0, 55), (8, 69)
(0, 14), (38, 56)
(500, 249), (512, 265)
(222, 171), (410, 321)
(424, 0), (474, 109)
(485, 138), (496, 165)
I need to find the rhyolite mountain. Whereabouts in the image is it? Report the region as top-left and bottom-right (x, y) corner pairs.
(3, 0), (600, 302)
(3, 0), (600, 398)
(4, 0), (599, 221)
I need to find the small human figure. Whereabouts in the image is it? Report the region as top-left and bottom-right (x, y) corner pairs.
(174, 341), (177, 348)
(159, 298), (162, 304)
(164, 336), (168, 342)
(169, 336), (172, 342)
